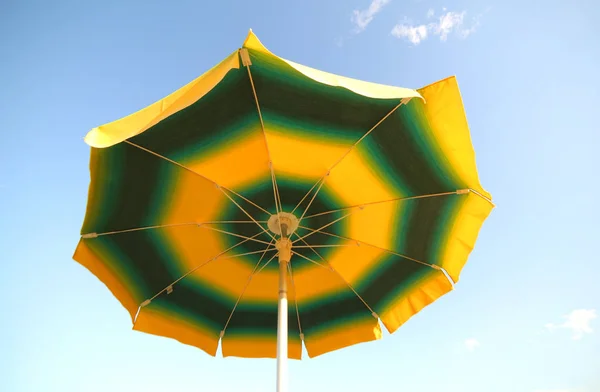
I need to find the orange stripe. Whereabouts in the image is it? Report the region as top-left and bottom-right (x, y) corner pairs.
(72, 239), (140, 322)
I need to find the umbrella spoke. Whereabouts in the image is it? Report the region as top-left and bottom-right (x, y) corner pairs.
(124, 140), (274, 237)
(255, 251), (279, 275)
(221, 239), (277, 338)
(292, 211), (353, 244)
(139, 233), (277, 307)
(289, 244), (353, 248)
(291, 98), (411, 222)
(296, 176), (327, 226)
(293, 235), (378, 318)
(218, 186), (277, 242)
(287, 260), (304, 343)
(199, 225), (274, 246)
(297, 225), (437, 270)
(290, 250), (330, 270)
(81, 222), (197, 238)
(270, 163), (284, 235)
(300, 191), (462, 220)
(290, 180), (319, 215)
(202, 220), (268, 224)
(80, 221), (269, 238)
(245, 59), (284, 236)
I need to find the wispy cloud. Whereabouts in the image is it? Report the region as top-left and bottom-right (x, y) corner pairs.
(464, 338), (480, 351)
(351, 0), (391, 33)
(545, 309), (597, 340)
(391, 23), (428, 45)
(391, 8), (482, 45)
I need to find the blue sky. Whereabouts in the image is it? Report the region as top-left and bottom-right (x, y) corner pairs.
(2, 0), (599, 391)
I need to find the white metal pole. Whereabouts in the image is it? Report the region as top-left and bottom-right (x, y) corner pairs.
(276, 237), (291, 392)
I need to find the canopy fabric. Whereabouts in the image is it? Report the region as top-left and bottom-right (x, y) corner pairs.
(74, 30), (493, 359)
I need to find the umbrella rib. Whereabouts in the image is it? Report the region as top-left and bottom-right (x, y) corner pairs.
(292, 211), (353, 244)
(218, 186), (277, 241)
(221, 240), (276, 339)
(139, 232), (276, 307)
(255, 250), (279, 275)
(80, 221), (268, 238)
(297, 225), (437, 270)
(296, 176), (327, 226)
(290, 244), (353, 249)
(290, 99), (410, 215)
(300, 191), (461, 220)
(81, 222), (197, 238)
(124, 140), (273, 227)
(293, 235), (377, 317)
(290, 250), (330, 271)
(245, 60), (283, 234)
(287, 260), (304, 343)
(290, 180), (319, 215)
(199, 225), (274, 246)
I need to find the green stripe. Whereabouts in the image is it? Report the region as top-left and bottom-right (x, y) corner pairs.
(128, 67), (260, 163)
(397, 193), (464, 266)
(85, 230), (178, 301)
(82, 143), (174, 234)
(357, 253), (440, 315)
(249, 49), (400, 142)
(363, 101), (465, 196)
(148, 278), (235, 334)
(298, 290), (373, 336)
(223, 302), (301, 337)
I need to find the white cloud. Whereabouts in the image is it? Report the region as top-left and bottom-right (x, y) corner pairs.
(464, 338), (480, 351)
(351, 0), (391, 32)
(545, 309), (597, 340)
(391, 8), (481, 45)
(391, 22), (428, 45)
(433, 11), (466, 41)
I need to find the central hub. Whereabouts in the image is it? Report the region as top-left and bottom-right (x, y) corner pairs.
(267, 212), (299, 238)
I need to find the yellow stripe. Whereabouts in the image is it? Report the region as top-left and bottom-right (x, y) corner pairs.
(159, 224), (279, 302)
(293, 260), (351, 304)
(440, 192), (494, 282)
(222, 336), (302, 359)
(84, 50), (241, 148)
(134, 306), (220, 356)
(185, 128), (270, 190)
(265, 128), (351, 181)
(327, 244), (384, 284)
(73, 240), (140, 321)
(417, 77), (492, 201)
(346, 202), (400, 253)
(162, 224), (226, 277)
(379, 270), (452, 333)
(162, 166), (228, 225)
(325, 148), (397, 207)
(304, 317), (381, 358)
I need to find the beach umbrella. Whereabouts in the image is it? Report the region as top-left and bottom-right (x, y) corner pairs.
(74, 30), (493, 391)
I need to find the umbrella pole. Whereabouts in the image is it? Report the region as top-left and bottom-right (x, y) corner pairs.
(276, 236), (292, 392)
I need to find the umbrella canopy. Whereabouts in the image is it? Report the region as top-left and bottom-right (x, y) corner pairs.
(74, 30), (493, 389)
